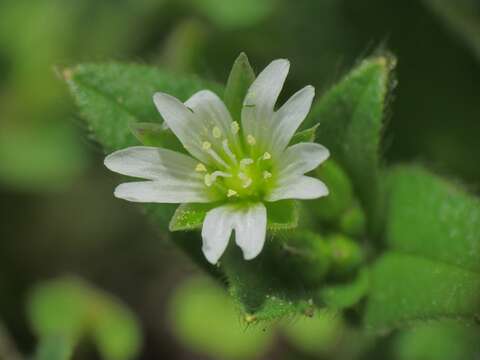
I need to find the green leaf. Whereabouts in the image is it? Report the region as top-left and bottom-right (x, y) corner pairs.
(365, 252), (480, 331)
(394, 320), (480, 360)
(129, 122), (184, 152)
(386, 165), (480, 272)
(168, 276), (273, 360)
(307, 55), (395, 233)
(365, 166), (480, 330)
(424, 0), (480, 60)
(289, 124), (319, 145)
(224, 52), (255, 121)
(65, 62), (222, 152)
(35, 335), (73, 360)
(222, 242), (317, 322)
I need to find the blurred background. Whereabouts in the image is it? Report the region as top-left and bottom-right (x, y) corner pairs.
(1, 0), (479, 359)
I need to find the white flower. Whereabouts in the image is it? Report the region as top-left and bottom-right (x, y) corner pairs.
(104, 59), (330, 264)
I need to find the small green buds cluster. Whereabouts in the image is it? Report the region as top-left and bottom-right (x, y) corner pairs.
(273, 231), (364, 287)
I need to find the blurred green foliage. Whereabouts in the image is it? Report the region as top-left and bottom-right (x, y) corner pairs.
(1, 0), (480, 359)
(28, 277), (141, 360)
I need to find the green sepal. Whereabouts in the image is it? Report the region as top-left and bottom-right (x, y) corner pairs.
(169, 203), (216, 232)
(289, 124), (319, 145)
(266, 200), (299, 231)
(129, 122), (184, 153)
(169, 200), (299, 232)
(224, 52), (255, 121)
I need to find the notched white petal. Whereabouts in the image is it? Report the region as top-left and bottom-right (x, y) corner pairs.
(200, 203), (267, 264)
(266, 176), (329, 202)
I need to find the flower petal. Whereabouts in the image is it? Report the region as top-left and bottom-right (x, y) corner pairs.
(269, 85), (315, 155)
(201, 203), (267, 263)
(114, 180), (211, 203)
(104, 146), (202, 181)
(241, 59), (290, 148)
(153, 92), (211, 164)
(233, 203), (267, 260)
(185, 90), (242, 155)
(266, 176), (329, 202)
(201, 205), (235, 264)
(276, 142), (330, 179)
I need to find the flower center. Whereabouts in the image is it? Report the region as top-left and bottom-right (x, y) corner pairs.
(194, 121), (274, 201)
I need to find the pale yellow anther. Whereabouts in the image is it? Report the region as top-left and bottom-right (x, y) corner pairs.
(202, 141), (212, 150)
(195, 163), (207, 172)
(247, 134), (256, 145)
(240, 158), (254, 168)
(231, 121), (240, 134)
(212, 126), (222, 138)
(204, 174), (214, 187)
(242, 178), (253, 188)
(262, 152), (272, 160)
(227, 189), (238, 197)
(238, 172), (247, 180)
(263, 171), (272, 179)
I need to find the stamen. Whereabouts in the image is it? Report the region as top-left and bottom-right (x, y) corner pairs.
(262, 152), (271, 160)
(195, 163), (207, 172)
(204, 174), (214, 187)
(242, 178), (253, 188)
(263, 171), (272, 179)
(240, 158), (254, 168)
(212, 126), (222, 138)
(227, 189), (238, 197)
(238, 172), (248, 180)
(247, 134), (256, 146)
(231, 121), (240, 134)
(206, 148), (230, 169)
(222, 139), (237, 163)
(210, 171), (232, 181)
(202, 141), (212, 150)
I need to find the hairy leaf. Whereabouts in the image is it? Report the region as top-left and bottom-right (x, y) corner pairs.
(224, 52), (255, 121)
(307, 55), (395, 233)
(366, 166), (480, 330)
(65, 62), (221, 152)
(365, 252), (480, 331)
